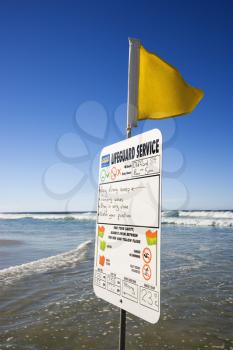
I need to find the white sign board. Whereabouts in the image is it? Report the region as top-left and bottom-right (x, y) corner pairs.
(93, 129), (162, 323)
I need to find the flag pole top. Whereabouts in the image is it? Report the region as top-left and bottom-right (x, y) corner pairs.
(128, 38), (141, 47)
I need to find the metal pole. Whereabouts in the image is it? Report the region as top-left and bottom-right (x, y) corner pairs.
(127, 38), (140, 129)
(119, 37), (139, 350)
(118, 122), (132, 350)
(119, 308), (126, 350)
(118, 121), (132, 350)
(127, 125), (132, 138)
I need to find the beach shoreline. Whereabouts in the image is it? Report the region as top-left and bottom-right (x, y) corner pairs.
(0, 213), (233, 349)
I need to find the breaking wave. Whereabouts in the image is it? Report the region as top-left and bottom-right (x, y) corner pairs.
(0, 212), (96, 221)
(0, 211), (232, 227)
(162, 210), (233, 227)
(0, 240), (91, 285)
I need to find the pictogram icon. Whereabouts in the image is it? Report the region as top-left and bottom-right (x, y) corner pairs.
(142, 264), (151, 280)
(143, 247), (152, 264)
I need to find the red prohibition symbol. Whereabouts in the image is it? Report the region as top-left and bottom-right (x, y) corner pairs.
(143, 247), (152, 264)
(142, 264), (151, 281)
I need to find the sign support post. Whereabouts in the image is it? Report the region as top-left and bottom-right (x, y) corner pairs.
(118, 121), (131, 350)
(119, 308), (126, 350)
(119, 37), (140, 350)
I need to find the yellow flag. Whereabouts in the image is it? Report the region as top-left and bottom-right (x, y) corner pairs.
(137, 45), (204, 120)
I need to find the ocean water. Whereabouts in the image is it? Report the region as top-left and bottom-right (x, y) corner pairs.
(0, 211), (233, 350)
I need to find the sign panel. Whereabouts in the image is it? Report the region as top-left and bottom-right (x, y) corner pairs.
(93, 129), (162, 323)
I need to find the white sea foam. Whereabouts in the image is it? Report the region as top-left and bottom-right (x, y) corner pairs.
(161, 210), (233, 227)
(0, 211), (232, 227)
(178, 210), (233, 219)
(0, 212), (96, 221)
(0, 240), (91, 285)
(162, 217), (233, 227)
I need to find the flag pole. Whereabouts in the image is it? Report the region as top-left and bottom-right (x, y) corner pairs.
(118, 37), (140, 350)
(126, 37), (140, 136)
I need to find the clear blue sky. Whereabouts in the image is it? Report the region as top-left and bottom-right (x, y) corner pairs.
(0, 0), (232, 212)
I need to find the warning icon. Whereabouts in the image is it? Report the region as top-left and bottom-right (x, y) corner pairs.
(142, 264), (151, 281)
(143, 247), (152, 264)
